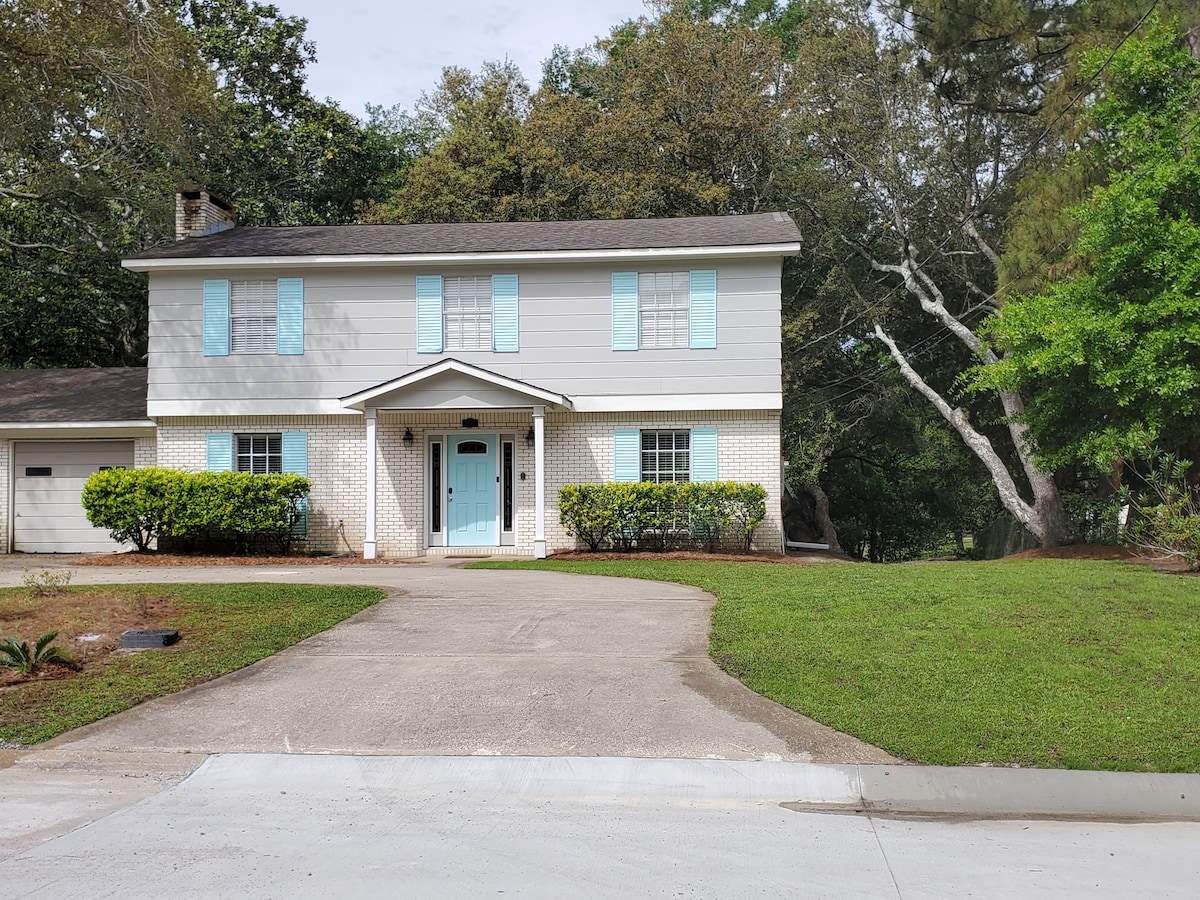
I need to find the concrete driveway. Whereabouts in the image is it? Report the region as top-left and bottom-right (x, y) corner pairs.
(1, 560), (894, 856)
(6, 561), (891, 762)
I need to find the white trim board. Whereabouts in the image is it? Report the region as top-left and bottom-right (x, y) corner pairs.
(570, 393), (782, 413)
(122, 243), (802, 272)
(0, 421), (156, 439)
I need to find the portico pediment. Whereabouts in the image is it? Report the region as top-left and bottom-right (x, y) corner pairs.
(340, 359), (571, 412)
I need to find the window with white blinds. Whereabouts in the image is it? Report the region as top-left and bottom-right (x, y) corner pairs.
(443, 276), (492, 351)
(236, 433), (282, 474)
(230, 279), (277, 353)
(637, 272), (690, 348)
(640, 430), (691, 482)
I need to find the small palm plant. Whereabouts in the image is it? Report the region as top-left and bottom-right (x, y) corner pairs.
(0, 631), (70, 676)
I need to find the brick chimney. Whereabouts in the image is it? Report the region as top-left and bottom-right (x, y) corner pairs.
(175, 188), (236, 241)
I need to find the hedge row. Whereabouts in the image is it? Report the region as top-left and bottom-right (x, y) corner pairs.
(81, 467), (310, 554)
(559, 481), (767, 553)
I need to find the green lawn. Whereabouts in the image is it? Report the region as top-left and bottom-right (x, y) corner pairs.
(0, 583), (384, 745)
(474, 559), (1200, 772)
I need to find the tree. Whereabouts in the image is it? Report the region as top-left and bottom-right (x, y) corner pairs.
(184, 0), (408, 225)
(361, 61), (532, 223)
(784, 0), (1082, 546)
(523, 9), (791, 219)
(0, 0), (219, 366)
(981, 19), (1200, 471)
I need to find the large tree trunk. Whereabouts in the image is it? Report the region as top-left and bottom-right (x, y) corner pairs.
(800, 482), (843, 553)
(874, 324), (1078, 547)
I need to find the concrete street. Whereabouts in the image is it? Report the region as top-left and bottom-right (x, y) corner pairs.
(1, 558), (1198, 896)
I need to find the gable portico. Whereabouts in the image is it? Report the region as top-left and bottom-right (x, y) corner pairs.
(342, 360), (572, 559)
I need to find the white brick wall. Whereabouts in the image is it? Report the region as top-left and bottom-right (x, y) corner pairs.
(542, 410), (782, 552)
(154, 409), (782, 556)
(156, 416), (367, 553)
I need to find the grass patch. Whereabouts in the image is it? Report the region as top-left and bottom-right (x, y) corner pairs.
(0, 583), (384, 745)
(472, 559), (1200, 772)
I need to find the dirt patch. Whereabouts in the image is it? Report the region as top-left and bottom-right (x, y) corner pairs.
(546, 549), (853, 564)
(0, 588), (178, 688)
(77, 553), (418, 567)
(1006, 543), (1192, 572)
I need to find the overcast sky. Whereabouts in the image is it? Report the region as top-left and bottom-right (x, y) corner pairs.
(279, 1), (653, 117)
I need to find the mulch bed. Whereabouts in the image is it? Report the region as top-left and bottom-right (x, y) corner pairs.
(545, 549), (849, 564)
(77, 553), (418, 567)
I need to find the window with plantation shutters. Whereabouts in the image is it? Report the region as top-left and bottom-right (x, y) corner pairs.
(640, 430), (691, 482)
(230, 279), (277, 353)
(236, 433), (282, 474)
(637, 272), (690, 349)
(444, 276), (492, 351)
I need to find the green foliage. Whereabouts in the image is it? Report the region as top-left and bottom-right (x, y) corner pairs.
(0, 631), (70, 677)
(558, 484), (618, 550)
(171, 471), (309, 553)
(1125, 454), (1200, 570)
(81, 468), (310, 554)
(981, 18), (1200, 470)
(558, 481), (767, 552)
(362, 61), (531, 223)
(20, 569), (73, 598)
(82, 468), (181, 552)
(479, 558), (1200, 773)
(0, 584), (383, 744)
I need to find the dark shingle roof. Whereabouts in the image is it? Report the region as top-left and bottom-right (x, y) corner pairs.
(126, 212), (801, 260)
(0, 368), (148, 423)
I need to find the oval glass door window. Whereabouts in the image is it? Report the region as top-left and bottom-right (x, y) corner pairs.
(456, 441), (488, 455)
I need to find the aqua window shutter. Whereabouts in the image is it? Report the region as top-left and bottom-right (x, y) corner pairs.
(690, 427), (718, 482)
(416, 275), (444, 353)
(688, 270), (717, 349)
(206, 432), (233, 472)
(611, 272), (639, 351)
(282, 431), (309, 538)
(203, 280), (230, 356)
(492, 274), (519, 352)
(276, 277), (304, 355)
(613, 429), (641, 482)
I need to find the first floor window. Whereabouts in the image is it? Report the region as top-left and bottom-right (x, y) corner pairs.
(236, 433), (282, 474)
(231, 279), (277, 353)
(641, 430), (690, 482)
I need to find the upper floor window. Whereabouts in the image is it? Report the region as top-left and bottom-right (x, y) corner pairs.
(231, 280), (277, 353)
(638, 273), (690, 349)
(416, 274), (518, 354)
(203, 277), (304, 357)
(611, 269), (716, 351)
(444, 276), (493, 351)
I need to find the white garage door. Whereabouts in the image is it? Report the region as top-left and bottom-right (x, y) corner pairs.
(13, 441), (135, 553)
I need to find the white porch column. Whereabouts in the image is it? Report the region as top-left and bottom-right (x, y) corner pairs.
(364, 408), (378, 559)
(533, 404), (546, 559)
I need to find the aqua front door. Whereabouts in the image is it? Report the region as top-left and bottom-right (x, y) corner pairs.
(447, 434), (498, 546)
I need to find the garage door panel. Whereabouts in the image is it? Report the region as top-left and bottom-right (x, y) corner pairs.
(13, 441), (134, 553)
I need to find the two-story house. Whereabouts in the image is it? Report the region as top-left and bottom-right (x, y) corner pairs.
(1, 192), (800, 557)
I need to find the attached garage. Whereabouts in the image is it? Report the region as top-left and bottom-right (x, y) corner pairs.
(13, 441), (135, 552)
(0, 368), (153, 554)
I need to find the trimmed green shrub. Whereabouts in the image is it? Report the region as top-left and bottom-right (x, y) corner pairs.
(82, 468), (310, 555)
(559, 484), (618, 550)
(82, 467), (183, 551)
(557, 481), (768, 553)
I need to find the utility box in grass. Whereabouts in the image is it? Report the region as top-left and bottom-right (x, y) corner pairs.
(119, 629), (180, 649)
